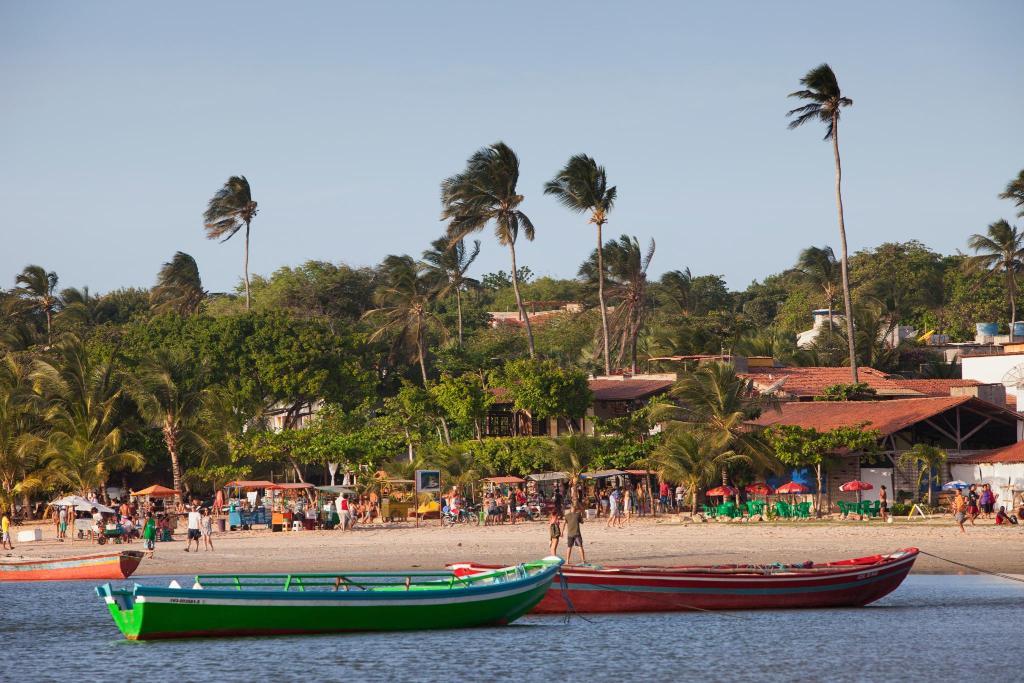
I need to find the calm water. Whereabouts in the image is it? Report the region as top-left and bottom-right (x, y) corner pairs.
(1, 575), (1022, 682)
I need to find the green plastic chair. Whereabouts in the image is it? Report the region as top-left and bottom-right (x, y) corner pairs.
(702, 504), (718, 518)
(837, 501), (853, 517)
(871, 500), (881, 517)
(858, 500), (873, 517)
(774, 500), (792, 518)
(795, 501), (812, 518)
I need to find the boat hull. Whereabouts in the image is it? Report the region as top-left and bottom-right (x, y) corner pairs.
(0, 551), (143, 582)
(456, 548), (918, 614)
(97, 562), (560, 640)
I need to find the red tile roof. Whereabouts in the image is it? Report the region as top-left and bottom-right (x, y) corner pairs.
(751, 396), (1020, 435)
(740, 366), (922, 398)
(887, 379), (982, 397)
(957, 441), (1024, 464)
(589, 379), (675, 401)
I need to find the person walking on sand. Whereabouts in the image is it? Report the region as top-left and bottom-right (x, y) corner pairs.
(184, 505), (201, 552)
(200, 508), (214, 551)
(548, 511), (563, 557)
(966, 484), (980, 525)
(979, 484), (995, 519)
(563, 504), (586, 565)
(623, 487), (633, 526)
(142, 513), (156, 558)
(951, 490), (967, 533)
(879, 485), (890, 523)
(607, 488), (620, 528)
(1, 509), (13, 550)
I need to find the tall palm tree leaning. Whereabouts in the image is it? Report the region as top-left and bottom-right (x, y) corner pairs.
(1000, 169), (1024, 217)
(966, 220), (1024, 340)
(203, 176), (257, 311)
(151, 251), (206, 316)
(421, 236), (481, 346)
(441, 142), (537, 357)
(545, 155), (617, 374)
(787, 64), (858, 382)
(14, 265), (60, 346)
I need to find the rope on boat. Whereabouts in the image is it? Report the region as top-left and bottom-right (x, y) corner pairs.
(919, 550), (1024, 585)
(558, 570), (592, 624)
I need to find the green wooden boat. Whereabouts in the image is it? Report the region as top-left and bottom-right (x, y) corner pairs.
(96, 557), (562, 640)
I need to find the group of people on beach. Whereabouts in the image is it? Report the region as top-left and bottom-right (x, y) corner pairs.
(949, 483), (1019, 532)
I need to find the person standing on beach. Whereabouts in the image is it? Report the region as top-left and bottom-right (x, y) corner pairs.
(878, 485), (890, 523)
(339, 494), (350, 531)
(966, 484), (980, 525)
(606, 488), (620, 528)
(563, 504), (586, 565)
(548, 511), (562, 557)
(951, 490), (967, 533)
(200, 508), (214, 551)
(142, 513), (156, 558)
(1, 510), (13, 550)
(184, 506), (201, 551)
(623, 487), (633, 526)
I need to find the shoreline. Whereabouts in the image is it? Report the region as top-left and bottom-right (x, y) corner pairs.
(4, 516), (1023, 577)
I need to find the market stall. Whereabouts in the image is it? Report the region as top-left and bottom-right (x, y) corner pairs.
(224, 480), (275, 530)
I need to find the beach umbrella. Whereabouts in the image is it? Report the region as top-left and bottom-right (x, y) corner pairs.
(775, 481), (809, 495)
(839, 480), (874, 508)
(705, 485), (737, 497)
(745, 482), (773, 496)
(941, 480), (969, 491)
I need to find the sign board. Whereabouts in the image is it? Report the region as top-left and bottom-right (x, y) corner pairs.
(415, 470), (441, 494)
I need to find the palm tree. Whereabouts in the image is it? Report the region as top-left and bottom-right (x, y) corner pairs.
(363, 256), (444, 386)
(59, 286), (105, 329)
(654, 362), (780, 488)
(545, 155), (617, 374)
(31, 336), (143, 497)
(580, 235), (655, 372)
(14, 265), (60, 346)
(151, 252), (206, 316)
(796, 245), (840, 336)
(966, 220), (1024, 338)
(422, 236), (481, 346)
(657, 269), (693, 316)
(548, 435), (595, 504)
(1000, 169), (1024, 217)
(651, 425), (745, 515)
(441, 142), (537, 357)
(787, 64), (857, 382)
(0, 357), (46, 515)
(204, 176), (257, 310)
(898, 444), (947, 506)
(131, 350), (209, 504)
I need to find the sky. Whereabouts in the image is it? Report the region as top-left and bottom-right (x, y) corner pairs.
(1, 1), (1022, 296)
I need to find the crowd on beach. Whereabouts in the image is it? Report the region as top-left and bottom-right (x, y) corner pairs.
(948, 483), (1019, 532)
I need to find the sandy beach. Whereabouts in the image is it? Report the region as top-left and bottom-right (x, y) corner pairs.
(5, 515), (1023, 577)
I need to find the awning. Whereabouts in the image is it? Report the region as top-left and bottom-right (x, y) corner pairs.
(581, 469), (626, 479)
(528, 472), (568, 482)
(624, 469), (655, 476)
(225, 480), (277, 490)
(267, 483), (314, 490)
(483, 476), (526, 484)
(50, 496), (115, 514)
(130, 484), (178, 498)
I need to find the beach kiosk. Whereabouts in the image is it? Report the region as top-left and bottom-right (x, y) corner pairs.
(379, 478), (416, 522)
(267, 482), (314, 531)
(225, 480), (275, 530)
(128, 484), (178, 511)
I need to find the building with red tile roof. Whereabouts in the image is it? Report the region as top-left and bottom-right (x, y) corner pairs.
(740, 366), (923, 400)
(886, 378), (983, 397)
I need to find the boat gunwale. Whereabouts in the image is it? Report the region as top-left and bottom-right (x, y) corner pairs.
(0, 550), (142, 568)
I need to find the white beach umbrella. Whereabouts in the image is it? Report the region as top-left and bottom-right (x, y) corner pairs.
(51, 495), (115, 514)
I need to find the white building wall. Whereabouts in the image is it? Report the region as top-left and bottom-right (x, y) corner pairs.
(950, 463), (1024, 512)
(961, 352), (1024, 386)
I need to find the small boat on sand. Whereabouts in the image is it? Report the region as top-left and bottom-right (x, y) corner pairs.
(96, 557), (562, 640)
(451, 548), (918, 614)
(0, 550), (144, 582)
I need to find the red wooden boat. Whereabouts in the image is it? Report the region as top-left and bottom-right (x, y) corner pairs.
(0, 551), (144, 582)
(451, 548), (918, 614)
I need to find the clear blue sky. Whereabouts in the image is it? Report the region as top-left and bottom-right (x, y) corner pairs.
(2, 1), (1021, 295)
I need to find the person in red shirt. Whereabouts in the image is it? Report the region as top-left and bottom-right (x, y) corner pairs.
(659, 481), (670, 512)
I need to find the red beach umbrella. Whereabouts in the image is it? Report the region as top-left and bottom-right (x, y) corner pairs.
(775, 481), (809, 495)
(706, 485), (737, 497)
(839, 479), (874, 508)
(745, 482), (773, 496)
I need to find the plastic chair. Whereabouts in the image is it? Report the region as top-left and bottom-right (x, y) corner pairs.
(291, 520), (303, 531)
(702, 504), (718, 518)
(858, 500), (874, 518)
(774, 500), (792, 518)
(794, 502), (811, 518)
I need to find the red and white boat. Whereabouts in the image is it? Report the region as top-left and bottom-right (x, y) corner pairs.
(0, 551), (144, 582)
(451, 548), (918, 614)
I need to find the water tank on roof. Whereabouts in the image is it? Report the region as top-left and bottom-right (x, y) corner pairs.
(976, 322), (998, 336)
(1012, 322), (1024, 338)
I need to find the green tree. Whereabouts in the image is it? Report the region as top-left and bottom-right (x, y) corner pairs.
(766, 424), (879, 515)
(850, 241), (943, 328)
(14, 265), (60, 346)
(430, 373), (494, 440)
(151, 252), (206, 316)
(363, 255), (444, 385)
(898, 443), (947, 505)
(787, 63), (857, 382)
(651, 425), (744, 515)
(422, 236), (481, 347)
(965, 220), (1024, 338)
(0, 357), (46, 514)
(580, 236), (655, 372)
(442, 142), (537, 357)
(31, 337), (143, 496)
(545, 154), (617, 374)
(1000, 169), (1024, 217)
(131, 349), (209, 503)
(548, 434), (597, 501)
(796, 245), (839, 336)
(494, 359), (591, 433)
(816, 382), (878, 401)
(204, 175), (258, 311)
(380, 382), (437, 461)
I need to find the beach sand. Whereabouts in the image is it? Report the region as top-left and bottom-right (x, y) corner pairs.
(5, 515), (1023, 577)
